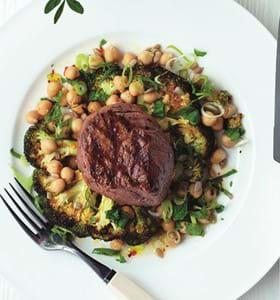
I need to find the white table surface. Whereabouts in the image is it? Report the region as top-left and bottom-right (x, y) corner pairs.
(0, 0), (279, 299)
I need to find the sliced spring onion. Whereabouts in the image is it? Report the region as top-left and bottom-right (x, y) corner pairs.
(122, 64), (133, 84)
(167, 45), (191, 63)
(154, 71), (168, 85)
(75, 53), (89, 71)
(201, 102), (224, 119)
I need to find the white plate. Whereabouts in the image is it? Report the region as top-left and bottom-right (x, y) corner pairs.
(0, 1), (279, 299)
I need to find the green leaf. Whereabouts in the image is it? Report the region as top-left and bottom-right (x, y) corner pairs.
(44, 0), (62, 14)
(172, 203), (188, 221)
(88, 89), (108, 102)
(99, 39), (107, 48)
(194, 48), (207, 57)
(187, 223), (205, 236)
(210, 169), (237, 181)
(224, 127), (245, 141)
(11, 167), (33, 192)
(50, 225), (74, 243)
(92, 248), (120, 256)
(106, 207), (129, 229)
(116, 254), (127, 263)
(215, 204), (225, 213)
(171, 107), (200, 125)
(66, 0), (84, 14)
(54, 0), (65, 24)
(152, 100), (165, 118)
(191, 207), (209, 219)
(10, 148), (28, 165)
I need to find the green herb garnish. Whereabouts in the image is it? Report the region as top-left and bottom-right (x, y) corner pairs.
(187, 223), (205, 236)
(99, 39), (107, 49)
(92, 248), (121, 256)
(50, 225), (75, 243)
(88, 89), (108, 102)
(106, 207), (130, 229)
(44, 0), (84, 24)
(172, 203), (188, 221)
(152, 100), (165, 118)
(194, 48), (207, 57)
(11, 167), (33, 192)
(224, 127), (245, 141)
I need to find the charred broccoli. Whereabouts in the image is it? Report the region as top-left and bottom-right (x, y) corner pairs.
(124, 207), (160, 246)
(33, 169), (95, 237)
(89, 196), (128, 241)
(24, 125), (77, 169)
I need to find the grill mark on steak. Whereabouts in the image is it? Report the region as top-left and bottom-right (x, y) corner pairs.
(77, 103), (174, 207)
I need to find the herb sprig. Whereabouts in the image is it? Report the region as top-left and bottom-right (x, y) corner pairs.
(44, 0), (84, 24)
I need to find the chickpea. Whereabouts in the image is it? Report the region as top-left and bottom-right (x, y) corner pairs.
(37, 100), (53, 116)
(212, 117), (224, 131)
(88, 101), (102, 113)
(223, 103), (237, 119)
(72, 103), (86, 115)
(47, 160), (63, 176)
(166, 230), (181, 247)
(143, 92), (159, 104)
(113, 75), (128, 92)
(47, 81), (62, 98)
(41, 139), (57, 154)
(204, 187), (217, 202)
(160, 52), (174, 66)
(178, 222), (188, 234)
(122, 53), (137, 66)
(210, 148), (227, 164)
(202, 112), (218, 127)
(49, 178), (65, 194)
(162, 221), (175, 232)
(110, 239), (124, 251)
(68, 156), (78, 170)
(66, 90), (82, 106)
(155, 248), (165, 258)
(189, 181), (203, 199)
(209, 165), (218, 178)
(198, 218), (211, 225)
(121, 206), (135, 218)
(153, 50), (162, 64)
(71, 118), (83, 133)
(25, 110), (41, 124)
(106, 95), (122, 106)
(104, 46), (122, 63)
(222, 134), (237, 148)
(138, 50), (154, 65)
(64, 66), (80, 80)
(88, 54), (104, 68)
(129, 81), (144, 97)
(120, 90), (136, 104)
(60, 167), (75, 184)
(47, 121), (56, 133)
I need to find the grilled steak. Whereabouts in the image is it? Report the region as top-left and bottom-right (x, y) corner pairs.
(77, 103), (174, 207)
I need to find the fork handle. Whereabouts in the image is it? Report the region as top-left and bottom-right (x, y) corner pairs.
(108, 272), (155, 300)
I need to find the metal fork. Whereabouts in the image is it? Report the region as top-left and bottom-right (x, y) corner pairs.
(0, 179), (154, 300)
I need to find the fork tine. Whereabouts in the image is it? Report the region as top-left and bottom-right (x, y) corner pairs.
(4, 188), (42, 233)
(0, 194), (39, 243)
(9, 182), (47, 227)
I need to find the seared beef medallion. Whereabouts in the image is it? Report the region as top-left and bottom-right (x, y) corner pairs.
(77, 103), (174, 207)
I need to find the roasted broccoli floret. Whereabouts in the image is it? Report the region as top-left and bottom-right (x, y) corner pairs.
(89, 196), (128, 241)
(225, 113), (243, 129)
(170, 119), (215, 158)
(24, 125), (77, 169)
(33, 169), (96, 237)
(124, 207), (160, 246)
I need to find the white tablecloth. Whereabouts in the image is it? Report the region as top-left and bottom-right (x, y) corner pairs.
(0, 0), (279, 299)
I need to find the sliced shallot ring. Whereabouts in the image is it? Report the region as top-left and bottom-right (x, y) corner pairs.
(165, 55), (186, 73)
(201, 102), (224, 119)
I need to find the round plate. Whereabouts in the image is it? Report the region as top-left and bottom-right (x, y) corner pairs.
(0, 1), (279, 299)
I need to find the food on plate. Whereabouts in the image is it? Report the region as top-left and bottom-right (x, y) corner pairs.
(77, 103), (174, 207)
(19, 40), (245, 260)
